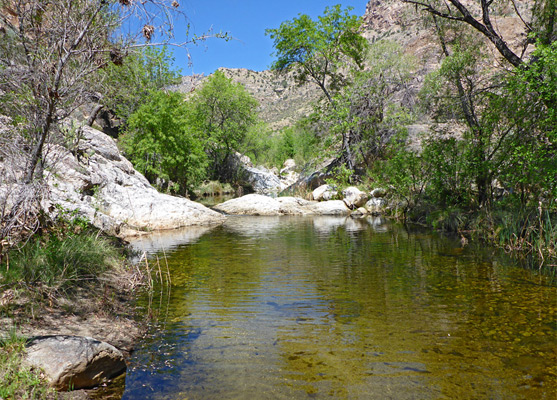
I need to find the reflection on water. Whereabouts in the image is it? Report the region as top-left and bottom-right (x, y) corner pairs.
(118, 216), (556, 399)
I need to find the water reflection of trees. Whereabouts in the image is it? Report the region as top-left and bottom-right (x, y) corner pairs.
(130, 216), (556, 399)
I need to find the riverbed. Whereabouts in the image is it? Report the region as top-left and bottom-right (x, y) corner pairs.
(113, 216), (555, 399)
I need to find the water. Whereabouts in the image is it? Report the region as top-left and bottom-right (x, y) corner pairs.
(117, 216), (556, 399)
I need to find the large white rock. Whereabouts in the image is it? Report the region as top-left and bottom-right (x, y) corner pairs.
(213, 194), (350, 216)
(312, 184), (337, 201)
(213, 194), (281, 215)
(24, 335), (126, 390)
(43, 125), (225, 236)
(342, 187), (369, 209)
(310, 200), (351, 215)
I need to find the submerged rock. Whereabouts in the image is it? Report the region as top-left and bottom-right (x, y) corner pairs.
(24, 335), (126, 391)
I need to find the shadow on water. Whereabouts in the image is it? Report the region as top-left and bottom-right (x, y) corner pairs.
(93, 216), (557, 399)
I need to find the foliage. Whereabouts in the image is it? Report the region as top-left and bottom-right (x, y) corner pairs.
(266, 5), (367, 104)
(321, 40), (415, 170)
(100, 46), (182, 124)
(122, 90), (207, 194)
(189, 71), (259, 181)
(242, 121), (319, 170)
(0, 0), (191, 183)
(0, 332), (52, 399)
(4, 211), (120, 292)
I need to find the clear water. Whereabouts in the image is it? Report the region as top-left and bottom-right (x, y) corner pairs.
(115, 216), (556, 399)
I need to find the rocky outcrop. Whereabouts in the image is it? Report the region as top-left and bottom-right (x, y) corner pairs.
(279, 159), (300, 188)
(43, 125), (225, 237)
(171, 68), (321, 131)
(24, 336), (126, 390)
(213, 194), (351, 216)
(233, 153), (299, 195)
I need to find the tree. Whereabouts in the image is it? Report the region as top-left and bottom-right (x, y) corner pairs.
(98, 46), (182, 129)
(329, 41), (415, 169)
(400, 0), (555, 67)
(122, 90), (207, 195)
(266, 5), (368, 170)
(189, 71), (259, 181)
(0, 0), (201, 184)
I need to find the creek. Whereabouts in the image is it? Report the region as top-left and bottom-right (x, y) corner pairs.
(111, 216), (556, 399)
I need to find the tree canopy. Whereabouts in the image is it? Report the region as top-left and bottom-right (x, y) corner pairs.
(266, 5), (368, 106)
(122, 90), (207, 195)
(190, 70), (259, 181)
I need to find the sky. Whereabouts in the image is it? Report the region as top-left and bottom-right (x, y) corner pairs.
(171, 1), (368, 76)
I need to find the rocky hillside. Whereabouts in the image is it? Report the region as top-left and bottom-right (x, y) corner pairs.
(171, 1), (533, 132)
(170, 68), (321, 131)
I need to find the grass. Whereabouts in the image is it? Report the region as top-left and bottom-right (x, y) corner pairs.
(3, 231), (120, 293)
(0, 331), (53, 399)
(194, 180), (235, 197)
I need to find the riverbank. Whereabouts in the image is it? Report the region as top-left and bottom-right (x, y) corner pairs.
(0, 234), (147, 399)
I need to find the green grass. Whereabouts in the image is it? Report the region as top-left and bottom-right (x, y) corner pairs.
(4, 231), (120, 293)
(0, 331), (53, 399)
(194, 180), (235, 197)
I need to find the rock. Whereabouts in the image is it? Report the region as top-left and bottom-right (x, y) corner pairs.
(213, 194), (350, 216)
(24, 336), (126, 391)
(279, 159), (299, 188)
(309, 200), (350, 215)
(277, 196), (315, 215)
(312, 184), (338, 202)
(280, 159), (296, 174)
(352, 207), (369, 216)
(231, 153), (285, 195)
(365, 198), (387, 215)
(42, 125), (225, 237)
(213, 194), (281, 215)
(342, 187), (369, 209)
(281, 157), (336, 195)
(241, 165), (283, 194)
(371, 187), (388, 198)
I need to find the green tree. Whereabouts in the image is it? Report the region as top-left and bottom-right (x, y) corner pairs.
(190, 71), (258, 181)
(98, 46), (182, 127)
(122, 90), (207, 195)
(266, 5), (368, 170)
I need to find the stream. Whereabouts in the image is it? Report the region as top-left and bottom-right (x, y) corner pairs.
(106, 216), (556, 399)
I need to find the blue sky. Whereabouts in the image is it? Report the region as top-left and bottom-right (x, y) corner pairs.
(172, 1), (368, 76)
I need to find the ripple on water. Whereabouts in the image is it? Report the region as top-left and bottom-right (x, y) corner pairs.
(114, 216), (557, 400)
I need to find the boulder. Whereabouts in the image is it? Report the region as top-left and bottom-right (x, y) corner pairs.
(365, 198), (387, 215)
(342, 187), (369, 209)
(24, 335), (126, 390)
(42, 125), (225, 237)
(279, 159), (299, 188)
(213, 194), (281, 215)
(310, 200), (351, 215)
(213, 194), (350, 216)
(312, 184), (338, 202)
(280, 159), (296, 174)
(231, 153), (285, 195)
(371, 187), (388, 198)
(241, 165), (283, 194)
